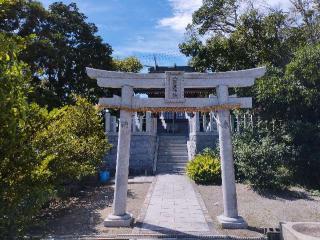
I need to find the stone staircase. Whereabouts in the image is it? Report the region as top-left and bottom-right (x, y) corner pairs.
(156, 135), (189, 174)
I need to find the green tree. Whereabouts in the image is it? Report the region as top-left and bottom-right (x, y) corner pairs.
(254, 44), (320, 122)
(181, 9), (299, 71)
(284, 43), (320, 122)
(112, 56), (143, 73)
(191, 0), (241, 35)
(0, 0), (113, 108)
(0, 32), (52, 238)
(291, 0), (320, 43)
(0, 32), (111, 237)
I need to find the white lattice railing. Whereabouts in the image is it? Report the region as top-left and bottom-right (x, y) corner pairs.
(104, 110), (156, 134)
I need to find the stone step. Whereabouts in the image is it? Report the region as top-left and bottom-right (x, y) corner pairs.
(158, 157), (188, 160)
(158, 152), (188, 156)
(158, 159), (189, 164)
(158, 146), (188, 150)
(156, 163), (187, 173)
(158, 147), (187, 151)
(158, 149), (188, 154)
(159, 136), (187, 139)
(158, 150), (188, 154)
(159, 140), (186, 143)
(158, 161), (189, 165)
(156, 168), (186, 173)
(159, 139), (187, 142)
(158, 159), (188, 163)
(158, 155), (188, 158)
(157, 136), (188, 173)
(159, 136), (187, 140)
(159, 144), (187, 148)
(158, 154), (188, 160)
(158, 156), (188, 162)
(156, 169), (185, 174)
(158, 148), (187, 151)
(157, 162), (187, 168)
(159, 144), (187, 147)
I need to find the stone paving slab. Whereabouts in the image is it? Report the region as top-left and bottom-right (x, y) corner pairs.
(136, 174), (214, 234)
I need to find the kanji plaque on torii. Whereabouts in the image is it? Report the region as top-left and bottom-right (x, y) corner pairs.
(87, 67), (266, 229)
(165, 71), (185, 102)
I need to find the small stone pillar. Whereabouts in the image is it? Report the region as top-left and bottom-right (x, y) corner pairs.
(236, 115), (240, 133)
(105, 110), (111, 133)
(146, 111), (152, 133)
(203, 113), (207, 132)
(216, 85), (247, 229)
(104, 85), (133, 227)
(193, 112), (200, 133)
(132, 116), (136, 133)
(111, 116), (117, 133)
(153, 117), (157, 134)
(230, 114), (234, 133)
(244, 113), (247, 129)
(209, 112), (215, 132)
(187, 113), (193, 134)
(209, 94), (217, 132)
(139, 115), (143, 132)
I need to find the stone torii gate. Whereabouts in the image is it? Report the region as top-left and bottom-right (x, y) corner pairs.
(87, 67), (266, 229)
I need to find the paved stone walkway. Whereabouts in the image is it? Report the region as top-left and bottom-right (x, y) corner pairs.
(138, 174), (213, 233)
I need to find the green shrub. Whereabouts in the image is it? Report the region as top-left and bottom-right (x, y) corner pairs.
(33, 97), (111, 194)
(233, 127), (292, 191)
(186, 148), (221, 184)
(287, 122), (320, 188)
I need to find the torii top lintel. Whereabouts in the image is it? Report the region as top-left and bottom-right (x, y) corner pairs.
(86, 67), (266, 89)
(86, 66), (266, 112)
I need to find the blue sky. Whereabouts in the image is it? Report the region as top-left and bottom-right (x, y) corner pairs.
(40, 0), (292, 68)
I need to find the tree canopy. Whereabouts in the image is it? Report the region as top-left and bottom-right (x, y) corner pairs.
(180, 0), (320, 119)
(112, 56), (143, 73)
(1, 0), (113, 108)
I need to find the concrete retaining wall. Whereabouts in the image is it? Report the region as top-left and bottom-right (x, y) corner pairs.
(187, 133), (218, 160)
(105, 133), (157, 175)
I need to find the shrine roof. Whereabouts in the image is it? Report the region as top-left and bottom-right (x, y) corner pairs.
(148, 65), (195, 73)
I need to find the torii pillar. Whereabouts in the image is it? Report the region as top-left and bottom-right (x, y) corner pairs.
(104, 85), (133, 227)
(216, 85), (247, 228)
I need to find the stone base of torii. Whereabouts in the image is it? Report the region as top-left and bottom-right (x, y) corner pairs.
(86, 67), (265, 229)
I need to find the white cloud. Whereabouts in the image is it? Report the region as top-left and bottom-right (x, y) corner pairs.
(265, 0), (292, 10)
(158, 0), (202, 33)
(114, 30), (184, 56)
(159, 0), (293, 34)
